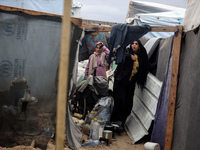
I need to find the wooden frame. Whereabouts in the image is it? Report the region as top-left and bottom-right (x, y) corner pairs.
(164, 26), (182, 150)
(0, 5), (182, 150)
(55, 0), (72, 150)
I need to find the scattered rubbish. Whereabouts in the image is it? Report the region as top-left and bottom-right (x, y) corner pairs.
(72, 117), (85, 129)
(90, 96), (114, 125)
(99, 137), (109, 146)
(81, 140), (102, 148)
(98, 120), (105, 138)
(90, 118), (100, 140)
(82, 124), (90, 136)
(144, 142), (161, 150)
(45, 127), (53, 137)
(102, 130), (112, 145)
(85, 110), (96, 124)
(74, 113), (83, 119)
(104, 125), (115, 138)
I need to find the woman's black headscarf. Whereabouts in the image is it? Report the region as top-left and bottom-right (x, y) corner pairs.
(134, 40), (149, 88)
(114, 39), (149, 88)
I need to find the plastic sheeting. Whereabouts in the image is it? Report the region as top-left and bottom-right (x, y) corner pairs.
(0, 0), (82, 17)
(125, 1), (186, 38)
(172, 28), (200, 150)
(127, 1), (185, 17)
(181, 0), (200, 32)
(150, 37), (173, 149)
(0, 12), (61, 110)
(0, 11), (82, 111)
(155, 36), (174, 81)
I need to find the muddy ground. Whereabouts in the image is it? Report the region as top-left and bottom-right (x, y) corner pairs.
(0, 89), (150, 150)
(0, 111), (150, 150)
(0, 112), (150, 150)
(0, 131), (149, 150)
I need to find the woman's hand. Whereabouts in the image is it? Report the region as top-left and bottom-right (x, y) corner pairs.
(131, 55), (136, 61)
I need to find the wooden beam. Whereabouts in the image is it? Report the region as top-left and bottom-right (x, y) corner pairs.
(82, 19), (117, 26)
(80, 24), (180, 32)
(151, 26), (179, 32)
(81, 23), (112, 32)
(71, 17), (82, 28)
(0, 5), (82, 27)
(0, 5), (181, 32)
(164, 26), (183, 150)
(126, 1), (133, 19)
(56, 0), (71, 149)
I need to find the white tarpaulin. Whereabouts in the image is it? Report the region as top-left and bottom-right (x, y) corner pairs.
(0, 0), (82, 16)
(127, 0), (185, 17)
(126, 1), (186, 38)
(0, 12), (61, 108)
(181, 0), (200, 32)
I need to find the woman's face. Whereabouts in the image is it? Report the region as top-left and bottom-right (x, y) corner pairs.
(131, 41), (140, 53)
(96, 44), (102, 53)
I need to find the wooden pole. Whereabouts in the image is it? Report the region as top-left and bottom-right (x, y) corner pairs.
(164, 26), (183, 150)
(56, 0), (71, 149)
(126, 1), (133, 19)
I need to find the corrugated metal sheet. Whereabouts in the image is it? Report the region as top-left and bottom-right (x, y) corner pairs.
(125, 73), (162, 143)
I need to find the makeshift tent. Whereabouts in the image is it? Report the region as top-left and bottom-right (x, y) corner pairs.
(0, 5), (83, 149)
(125, 1), (185, 38)
(2, 0), (200, 150)
(150, 1), (200, 150)
(181, 0), (200, 32)
(0, 0), (82, 17)
(172, 1), (200, 150)
(0, 9), (82, 111)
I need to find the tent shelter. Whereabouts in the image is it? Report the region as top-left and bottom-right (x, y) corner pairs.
(125, 1), (185, 38)
(125, 1), (200, 150)
(1, 0), (200, 150)
(0, 0), (82, 17)
(0, 4), (83, 150)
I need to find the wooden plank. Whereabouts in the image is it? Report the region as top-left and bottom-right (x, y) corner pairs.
(0, 5), (82, 27)
(82, 19), (117, 26)
(81, 23), (112, 32)
(164, 26), (182, 150)
(151, 26), (178, 32)
(71, 17), (82, 27)
(80, 24), (180, 32)
(80, 24), (179, 32)
(0, 5), (182, 32)
(56, 0), (71, 149)
(126, 1), (133, 19)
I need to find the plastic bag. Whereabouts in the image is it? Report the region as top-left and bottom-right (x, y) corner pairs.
(92, 96), (114, 124)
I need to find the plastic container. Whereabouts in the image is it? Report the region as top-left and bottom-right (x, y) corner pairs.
(82, 140), (101, 147)
(45, 127), (52, 137)
(104, 125), (115, 138)
(98, 120), (105, 138)
(85, 111), (96, 124)
(82, 124), (90, 136)
(102, 130), (112, 145)
(90, 118), (100, 140)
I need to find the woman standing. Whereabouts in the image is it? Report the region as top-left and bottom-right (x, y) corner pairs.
(110, 40), (149, 131)
(84, 41), (110, 80)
